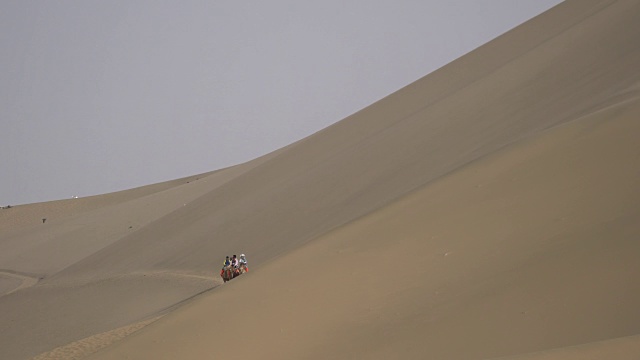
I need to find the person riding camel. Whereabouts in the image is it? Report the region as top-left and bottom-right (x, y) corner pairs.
(239, 254), (248, 272)
(220, 256), (231, 278)
(231, 255), (239, 268)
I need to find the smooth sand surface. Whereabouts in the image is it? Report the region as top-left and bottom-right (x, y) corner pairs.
(1, 0), (639, 359)
(88, 87), (640, 360)
(491, 334), (640, 360)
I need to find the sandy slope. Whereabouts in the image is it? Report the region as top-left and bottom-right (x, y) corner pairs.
(1, 0), (639, 359)
(0, 157), (278, 359)
(38, 0), (640, 283)
(88, 89), (640, 360)
(491, 334), (640, 360)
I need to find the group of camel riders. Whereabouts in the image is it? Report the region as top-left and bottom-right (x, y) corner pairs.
(220, 254), (248, 281)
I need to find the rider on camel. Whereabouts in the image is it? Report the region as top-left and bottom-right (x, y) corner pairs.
(220, 256), (231, 277)
(239, 254), (248, 271)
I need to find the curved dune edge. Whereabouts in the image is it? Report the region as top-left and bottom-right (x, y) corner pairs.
(30, 316), (163, 360)
(490, 334), (640, 360)
(0, 270), (39, 297)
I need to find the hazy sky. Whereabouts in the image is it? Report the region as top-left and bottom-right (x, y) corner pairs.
(1, 1), (562, 205)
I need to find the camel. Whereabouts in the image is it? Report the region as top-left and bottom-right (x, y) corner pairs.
(221, 265), (234, 283)
(220, 264), (249, 283)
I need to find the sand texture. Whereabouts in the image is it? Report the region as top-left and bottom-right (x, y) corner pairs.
(0, 0), (639, 359)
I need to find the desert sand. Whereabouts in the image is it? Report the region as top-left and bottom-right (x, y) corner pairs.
(1, 0), (639, 359)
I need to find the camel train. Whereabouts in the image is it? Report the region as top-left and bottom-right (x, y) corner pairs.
(221, 264), (248, 282)
(220, 254), (248, 283)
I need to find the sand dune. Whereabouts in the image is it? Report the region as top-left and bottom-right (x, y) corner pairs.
(0, 159), (277, 358)
(1, 0), (639, 359)
(87, 89), (640, 360)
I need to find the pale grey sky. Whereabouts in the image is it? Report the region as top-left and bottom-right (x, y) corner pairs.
(1, 1), (562, 205)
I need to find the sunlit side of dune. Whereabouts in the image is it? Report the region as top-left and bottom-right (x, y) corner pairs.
(89, 81), (640, 360)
